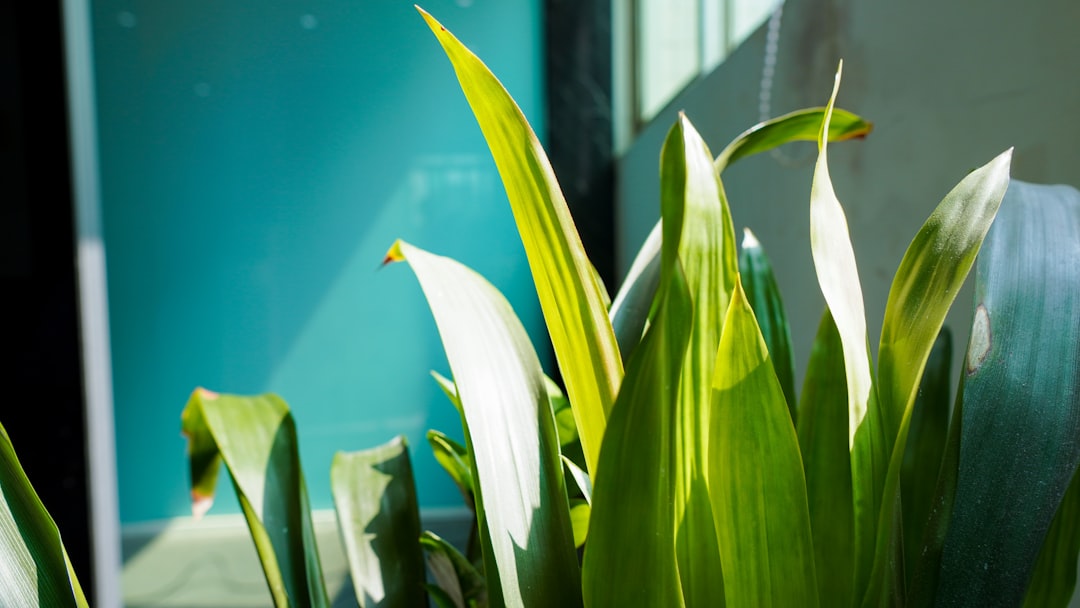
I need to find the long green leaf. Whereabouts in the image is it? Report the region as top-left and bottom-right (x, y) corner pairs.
(900, 329), (952, 583)
(419, 8), (621, 478)
(796, 310), (854, 608)
(660, 113), (733, 606)
(808, 63), (887, 603)
(863, 149), (1012, 605)
(1023, 463), (1080, 608)
(739, 228), (796, 416)
(710, 282), (818, 606)
(0, 422), (87, 608)
(330, 437), (426, 608)
(715, 107), (872, 171)
(582, 258), (692, 608)
(181, 390), (329, 607)
(934, 181), (1080, 606)
(386, 240), (581, 608)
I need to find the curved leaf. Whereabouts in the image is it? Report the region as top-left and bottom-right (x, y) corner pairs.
(715, 107), (872, 171)
(710, 282), (818, 606)
(0, 422), (88, 608)
(739, 228), (796, 416)
(331, 437), (426, 608)
(386, 240), (581, 608)
(935, 181), (1080, 606)
(180, 390), (329, 607)
(808, 63), (887, 603)
(419, 8), (621, 478)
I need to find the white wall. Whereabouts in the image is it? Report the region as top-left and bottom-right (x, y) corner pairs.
(618, 0), (1080, 382)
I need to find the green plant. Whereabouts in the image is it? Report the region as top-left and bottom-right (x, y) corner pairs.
(182, 7), (1080, 608)
(0, 421), (88, 607)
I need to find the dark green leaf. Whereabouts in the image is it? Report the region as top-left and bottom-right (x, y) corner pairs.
(935, 181), (1080, 606)
(900, 329), (952, 583)
(1023, 463), (1080, 608)
(797, 310), (854, 608)
(739, 228), (797, 417)
(180, 390), (329, 607)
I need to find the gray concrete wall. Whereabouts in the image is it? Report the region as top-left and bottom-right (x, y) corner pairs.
(617, 0), (1080, 382)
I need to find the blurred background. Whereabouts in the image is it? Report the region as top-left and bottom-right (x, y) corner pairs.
(3, 0), (1079, 605)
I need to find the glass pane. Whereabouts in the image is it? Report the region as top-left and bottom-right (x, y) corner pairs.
(636, 0), (701, 122)
(732, 0), (781, 48)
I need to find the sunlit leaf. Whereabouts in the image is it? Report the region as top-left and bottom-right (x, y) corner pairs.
(419, 8), (622, 478)
(0, 422), (88, 608)
(386, 240), (581, 607)
(582, 261), (692, 608)
(331, 437), (426, 608)
(710, 283), (818, 606)
(807, 62), (887, 603)
(181, 390), (329, 607)
(663, 114), (733, 605)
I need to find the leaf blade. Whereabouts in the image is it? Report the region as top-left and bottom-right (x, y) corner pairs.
(388, 240), (581, 608)
(330, 437), (426, 608)
(0, 422), (88, 608)
(180, 390), (329, 607)
(710, 283), (818, 606)
(934, 181), (1080, 606)
(419, 8), (621, 478)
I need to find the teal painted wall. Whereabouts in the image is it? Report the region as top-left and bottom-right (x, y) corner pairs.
(92, 0), (546, 524)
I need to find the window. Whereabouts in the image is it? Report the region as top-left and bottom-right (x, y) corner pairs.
(616, 0), (784, 147)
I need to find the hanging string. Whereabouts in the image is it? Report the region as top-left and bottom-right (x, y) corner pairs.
(757, 0), (809, 167)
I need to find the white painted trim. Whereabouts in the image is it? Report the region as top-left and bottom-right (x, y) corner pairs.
(61, 1), (123, 606)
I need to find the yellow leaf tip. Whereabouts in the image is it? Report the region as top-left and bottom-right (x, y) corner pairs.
(196, 387), (219, 400)
(382, 240), (406, 266)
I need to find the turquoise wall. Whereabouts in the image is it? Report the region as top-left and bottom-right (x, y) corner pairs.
(92, 0), (546, 524)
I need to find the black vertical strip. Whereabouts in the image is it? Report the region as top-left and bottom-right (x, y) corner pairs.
(1, 1), (94, 598)
(545, 0), (616, 290)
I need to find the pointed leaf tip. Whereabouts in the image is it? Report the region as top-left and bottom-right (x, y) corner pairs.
(192, 491), (213, 519)
(742, 228), (760, 249)
(383, 240), (406, 266)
